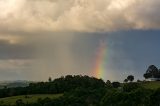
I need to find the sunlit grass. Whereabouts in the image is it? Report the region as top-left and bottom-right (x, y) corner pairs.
(141, 81), (160, 90)
(0, 94), (63, 105)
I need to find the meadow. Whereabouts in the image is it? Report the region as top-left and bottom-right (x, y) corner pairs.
(0, 94), (62, 105)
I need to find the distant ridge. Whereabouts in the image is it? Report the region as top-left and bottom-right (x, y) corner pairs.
(0, 80), (33, 89)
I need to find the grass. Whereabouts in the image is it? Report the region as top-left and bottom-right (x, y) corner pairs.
(0, 94), (63, 105)
(141, 81), (160, 90)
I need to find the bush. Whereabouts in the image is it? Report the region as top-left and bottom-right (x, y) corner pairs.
(101, 88), (151, 106)
(150, 88), (160, 106)
(112, 82), (121, 88)
(123, 83), (141, 92)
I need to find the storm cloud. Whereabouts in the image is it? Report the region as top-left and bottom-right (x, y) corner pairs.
(0, 0), (160, 81)
(0, 0), (160, 32)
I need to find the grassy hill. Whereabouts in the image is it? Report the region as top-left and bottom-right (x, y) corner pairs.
(0, 94), (62, 105)
(141, 81), (160, 89)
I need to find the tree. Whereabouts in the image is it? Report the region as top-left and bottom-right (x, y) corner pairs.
(106, 80), (111, 84)
(124, 79), (128, 83)
(123, 83), (141, 92)
(48, 77), (52, 82)
(127, 75), (134, 82)
(137, 79), (141, 83)
(143, 65), (160, 79)
(112, 82), (120, 88)
(144, 65), (159, 79)
(146, 65), (158, 74)
(143, 73), (152, 79)
(106, 80), (112, 88)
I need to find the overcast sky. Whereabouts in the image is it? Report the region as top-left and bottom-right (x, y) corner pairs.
(0, 0), (160, 81)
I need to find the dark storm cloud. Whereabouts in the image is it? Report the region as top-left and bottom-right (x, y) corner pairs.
(0, 39), (35, 59)
(0, 0), (160, 81)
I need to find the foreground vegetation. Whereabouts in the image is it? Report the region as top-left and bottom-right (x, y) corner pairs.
(0, 75), (160, 106)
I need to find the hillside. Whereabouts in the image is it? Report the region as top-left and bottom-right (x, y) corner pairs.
(0, 94), (62, 106)
(141, 81), (160, 89)
(0, 75), (160, 105)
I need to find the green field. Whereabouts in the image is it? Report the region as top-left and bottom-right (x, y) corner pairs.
(141, 81), (160, 89)
(0, 94), (63, 105)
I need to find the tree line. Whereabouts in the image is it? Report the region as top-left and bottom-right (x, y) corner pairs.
(0, 75), (106, 98)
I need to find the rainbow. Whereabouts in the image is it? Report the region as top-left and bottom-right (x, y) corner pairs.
(93, 40), (107, 79)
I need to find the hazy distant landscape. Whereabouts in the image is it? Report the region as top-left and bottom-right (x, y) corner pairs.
(0, 81), (30, 89)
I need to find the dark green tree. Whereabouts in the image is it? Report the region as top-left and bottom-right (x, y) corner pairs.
(106, 80), (112, 88)
(124, 79), (128, 83)
(127, 75), (134, 82)
(144, 65), (160, 79)
(48, 77), (52, 82)
(112, 82), (120, 88)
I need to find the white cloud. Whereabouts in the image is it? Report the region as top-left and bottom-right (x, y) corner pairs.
(0, 0), (160, 32)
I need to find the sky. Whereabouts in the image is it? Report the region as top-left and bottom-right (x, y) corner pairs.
(0, 0), (160, 81)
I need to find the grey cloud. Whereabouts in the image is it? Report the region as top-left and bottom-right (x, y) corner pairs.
(0, 59), (34, 80)
(0, 39), (35, 59)
(0, 0), (160, 81)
